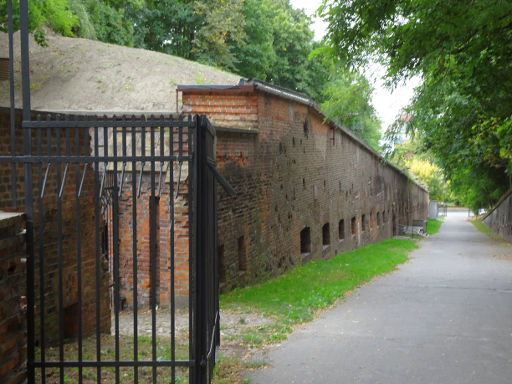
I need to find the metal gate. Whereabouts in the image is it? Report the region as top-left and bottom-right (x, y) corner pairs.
(2, 1), (232, 383)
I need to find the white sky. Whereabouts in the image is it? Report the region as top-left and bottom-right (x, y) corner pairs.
(289, 0), (419, 131)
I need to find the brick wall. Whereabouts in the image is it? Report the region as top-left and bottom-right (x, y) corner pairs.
(117, 174), (190, 308)
(0, 213), (26, 384)
(483, 189), (512, 243)
(182, 85), (429, 291)
(0, 108), (111, 345)
(113, 127), (192, 309)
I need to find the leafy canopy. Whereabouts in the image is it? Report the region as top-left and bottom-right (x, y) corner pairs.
(322, 0), (512, 210)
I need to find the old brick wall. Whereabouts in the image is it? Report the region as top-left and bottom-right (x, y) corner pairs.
(0, 108), (110, 345)
(0, 213), (26, 384)
(182, 87), (429, 291)
(117, 174), (190, 309)
(483, 189), (512, 243)
(113, 126), (192, 309)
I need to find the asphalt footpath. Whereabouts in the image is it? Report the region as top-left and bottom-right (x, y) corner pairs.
(246, 210), (512, 384)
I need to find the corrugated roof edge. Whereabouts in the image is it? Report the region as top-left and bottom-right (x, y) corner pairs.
(180, 79), (429, 193)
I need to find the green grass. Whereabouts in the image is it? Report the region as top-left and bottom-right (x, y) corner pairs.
(221, 238), (417, 330)
(470, 219), (504, 242)
(471, 220), (493, 236)
(427, 219), (443, 235)
(471, 220), (496, 237)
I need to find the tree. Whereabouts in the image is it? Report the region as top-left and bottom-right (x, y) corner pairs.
(321, 0), (512, 210)
(1, 0), (78, 45)
(388, 139), (455, 202)
(321, 69), (382, 149)
(192, 0), (246, 71)
(74, 0), (141, 46)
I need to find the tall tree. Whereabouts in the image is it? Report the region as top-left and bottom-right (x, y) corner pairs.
(321, 68), (382, 150)
(1, 0), (78, 45)
(322, 0), (512, 210)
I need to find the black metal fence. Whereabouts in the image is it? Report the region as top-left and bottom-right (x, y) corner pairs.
(2, 1), (230, 383)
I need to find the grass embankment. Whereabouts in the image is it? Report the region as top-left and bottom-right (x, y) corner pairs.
(221, 238), (418, 342)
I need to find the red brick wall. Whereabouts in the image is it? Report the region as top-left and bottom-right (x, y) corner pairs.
(117, 176), (190, 308)
(182, 88), (429, 291)
(0, 213), (26, 384)
(114, 127), (192, 309)
(0, 108), (111, 345)
(182, 88), (258, 130)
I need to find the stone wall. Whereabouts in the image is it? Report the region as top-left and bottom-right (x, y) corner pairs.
(0, 108), (111, 345)
(0, 213), (26, 384)
(483, 189), (512, 243)
(182, 83), (429, 291)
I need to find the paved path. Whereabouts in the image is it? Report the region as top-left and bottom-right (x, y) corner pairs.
(247, 211), (512, 383)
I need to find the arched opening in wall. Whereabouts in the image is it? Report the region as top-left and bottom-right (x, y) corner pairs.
(338, 219), (345, 240)
(218, 245), (226, 283)
(322, 223), (330, 247)
(370, 212), (375, 229)
(361, 215), (366, 232)
(351, 217), (357, 237)
(238, 236), (247, 271)
(377, 212), (381, 227)
(300, 227), (311, 255)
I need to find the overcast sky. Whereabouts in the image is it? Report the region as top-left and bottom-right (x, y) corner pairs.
(289, 0), (419, 131)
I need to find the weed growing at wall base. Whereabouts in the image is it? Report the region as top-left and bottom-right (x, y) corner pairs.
(427, 219), (443, 235)
(221, 238), (418, 329)
(471, 220), (504, 242)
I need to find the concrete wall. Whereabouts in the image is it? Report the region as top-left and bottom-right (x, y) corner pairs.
(183, 86), (429, 291)
(429, 200), (439, 220)
(483, 189), (512, 243)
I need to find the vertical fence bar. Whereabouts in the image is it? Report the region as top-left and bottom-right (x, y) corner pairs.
(112, 117), (120, 383)
(149, 117), (158, 384)
(19, 0), (35, 381)
(131, 116), (139, 384)
(93, 117), (102, 382)
(169, 116), (176, 383)
(74, 117), (84, 384)
(55, 115), (65, 384)
(7, 0), (16, 208)
(189, 116), (199, 384)
(37, 115), (46, 383)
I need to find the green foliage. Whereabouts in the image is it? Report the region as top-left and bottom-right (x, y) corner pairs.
(192, 0), (246, 71)
(321, 69), (382, 149)
(1, 0), (78, 45)
(388, 139), (455, 201)
(221, 238), (417, 326)
(322, 0), (512, 211)
(76, 0), (139, 46)
(130, 0), (200, 58)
